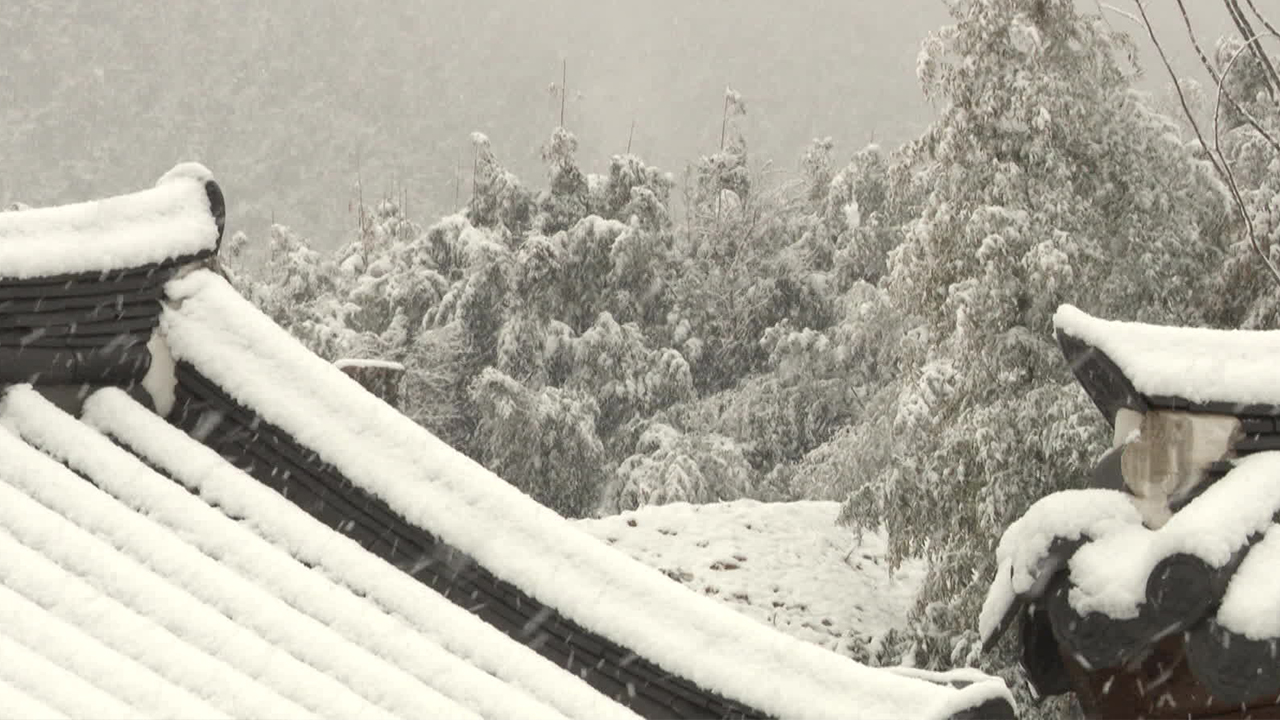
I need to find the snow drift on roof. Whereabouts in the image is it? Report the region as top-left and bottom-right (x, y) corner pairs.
(574, 500), (923, 658)
(161, 269), (1012, 720)
(979, 489), (1143, 645)
(1215, 521), (1280, 639)
(1054, 304), (1280, 407)
(1, 386), (493, 720)
(0, 163), (220, 279)
(0, 581), (221, 719)
(334, 358), (406, 371)
(981, 452), (1280, 631)
(82, 387), (629, 720)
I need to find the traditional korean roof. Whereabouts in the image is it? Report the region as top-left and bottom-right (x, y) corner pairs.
(982, 306), (1280, 717)
(1057, 303), (1280, 425)
(0, 165), (1015, 720)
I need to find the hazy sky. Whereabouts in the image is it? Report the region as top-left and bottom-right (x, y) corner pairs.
(0, 1), (1255, 248)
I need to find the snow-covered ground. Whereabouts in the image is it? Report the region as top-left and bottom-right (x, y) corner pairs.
(576, 500), (925, 661)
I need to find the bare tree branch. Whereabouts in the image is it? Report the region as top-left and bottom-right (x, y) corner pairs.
(1135, 0), (1280, 289)
(1177, 1), (1223, 85)
(1243, 0), (1280, 43)
(1135, 2), (1228, 181)
(1097, 1), (1143, 29)
(1225, 0), (1280, 99)
(1179, 0), (1280, 156)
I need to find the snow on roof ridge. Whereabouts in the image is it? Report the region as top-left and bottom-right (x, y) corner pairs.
(156, 161), (215, 186)
(1067, 452), (1280, 619)
(0, 386), (479, 720)
(979, 489), (1143, 644)
(161, 269), (1011, 720)
(0, 163), (220, 279)
(1053, 304), (1280, 406)
(0, 582), (222, 719)
(82, 387), (640, 720)
(0, 676), (68, 720)
(1217, 521), (1280, 639)
(0, 632), (145, 720)
(0, 519), (305, 719)
(334, 358), (406, 371)
(72, 387), (578, 720)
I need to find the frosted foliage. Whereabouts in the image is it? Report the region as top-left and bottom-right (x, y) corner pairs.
(1207, 99), (1280, 329)
(607, 422), (754, 513)
(568, 313), (694, 435)
(816, 0), (1233, 680)
(469, 135), (534, 232)
(536, 128), (590, 235)
(470, 367), (605, 517)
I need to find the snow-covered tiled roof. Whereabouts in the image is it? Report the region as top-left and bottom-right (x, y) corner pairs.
(0, 162), (223, 280)
(985, 305), (1280, 715)
(981, 455), (1280, 710)
(1056, 304), (1280, 422)
(0, 163), (224, 387)
(0, 167), (1015, 720)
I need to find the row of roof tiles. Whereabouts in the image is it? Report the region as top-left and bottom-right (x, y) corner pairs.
(0, 164), (1014, 720)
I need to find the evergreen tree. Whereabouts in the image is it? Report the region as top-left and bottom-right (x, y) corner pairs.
(824, 0), (1230, 681)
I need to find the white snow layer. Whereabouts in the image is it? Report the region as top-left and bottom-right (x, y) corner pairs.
(1069, 452), (1280, 618)
(0, 677), (69, 720)
(0, 583), (224, 718)
(160, 270), (1012, 720)
(1217, 522), (1280, 639)
(140, 331), (177, 416)
(81, 386), (609, 717)
(983, 454), (1280, 629)
(0, 163), (219, 279)
(82, 387), (639, 720)
(0, 386), (480, 720)
(574, 500), (923, 657)
(1055, 304), (1280, 406)
(0, 632), (144, 720)
(334, 358), (406, 371)
(979, 489), (1143, 643)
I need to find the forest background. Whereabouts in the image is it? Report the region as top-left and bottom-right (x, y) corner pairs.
(6, 0), (1279, 712)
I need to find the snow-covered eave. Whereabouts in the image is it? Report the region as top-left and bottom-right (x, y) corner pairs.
(983, 452), (1280, 697)
(159, 269), (1013, 720)
(1055, 304), (1280, 425)
(0, 163), (224, 280)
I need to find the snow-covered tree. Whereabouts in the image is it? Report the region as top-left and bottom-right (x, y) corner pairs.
(605, 422), (754, 513)
(470, 367), (605, 516)
(817, 0), (1231, 681)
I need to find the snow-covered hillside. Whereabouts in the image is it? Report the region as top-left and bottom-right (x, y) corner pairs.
(576, 500), (924, 662)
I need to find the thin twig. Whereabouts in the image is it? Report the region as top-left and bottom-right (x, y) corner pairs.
(1178, 0), (1280, 155)
(1135, 0), (1280, 288)
(1243, 0), (1280, 42)
(1215, 33), (1280, 284)
(1097, 1), (1143, 28)
(1225, 0), (1279, 98)
(720, 93), (730, 152)
(1135, 2), (1228, 180)
(1177, 1), (1223, 84)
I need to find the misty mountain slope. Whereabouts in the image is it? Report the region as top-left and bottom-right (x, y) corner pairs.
(1, 0), (947, 249)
